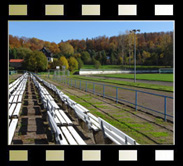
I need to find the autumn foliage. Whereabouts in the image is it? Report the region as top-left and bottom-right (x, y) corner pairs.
(9, 31), (173, 71)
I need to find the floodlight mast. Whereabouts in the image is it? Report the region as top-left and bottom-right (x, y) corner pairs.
(130, 29), (140, 83)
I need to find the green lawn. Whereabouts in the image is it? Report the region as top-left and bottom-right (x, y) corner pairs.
(81, 65), (172, 70)
(95, 73), (173, 82)
(70, 75), (173, 92)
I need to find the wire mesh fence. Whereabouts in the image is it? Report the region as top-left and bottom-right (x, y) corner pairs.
(50, 75), (173, 122)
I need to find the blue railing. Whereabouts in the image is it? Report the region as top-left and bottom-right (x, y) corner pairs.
(51, 75), (173, 121)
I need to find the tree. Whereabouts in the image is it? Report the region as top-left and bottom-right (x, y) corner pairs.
(81, 51), (91, 64)
(49, 59), (63, 69)
(110, 52), (117, 65)
(9, 31), (173, 67)
(16, 47), (33, 59)
(142, 51), (151, 64)
(77, 58), (84, 69)
(101, 50), (107, 65)
(23, 51), (47, 72)
(94, 60), (101, 69)
(117, 57), (123, 65)
(59, 56), (69, 69)
(9, 47), (17, 59)
(68, 57), (78, 72)
(58, 42), (74, 56)
(9, 35), (21, 48)
(73, 52), (81, 58)
(49, 42), (60, 54)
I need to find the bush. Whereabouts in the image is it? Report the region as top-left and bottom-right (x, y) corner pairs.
(60, 56), (69, 69)
(68, 57), (78, 72)
(77, 58), (84, 69)
(94, 60), (101, 69)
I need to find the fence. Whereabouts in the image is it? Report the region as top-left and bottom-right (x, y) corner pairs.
(159, 68), (173, 73)
(49, 74), (173, 122)
(9, 70), (17, 75)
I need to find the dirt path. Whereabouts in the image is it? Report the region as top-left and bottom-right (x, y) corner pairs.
(12, 76), (50, 144)
(42, 77), (173, 145)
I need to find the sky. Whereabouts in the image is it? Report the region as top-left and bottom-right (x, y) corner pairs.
(9, 21), (174, 43)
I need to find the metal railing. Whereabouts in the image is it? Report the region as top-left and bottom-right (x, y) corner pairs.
(50, 75), (173, 122)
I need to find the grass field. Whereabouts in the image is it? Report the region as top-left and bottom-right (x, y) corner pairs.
(81, 65), (172, 70)
(37, 65), (173, 92)
(39, 73), (173, 92)
(95, 73), (173, 82)
(70, 75), (173, 92)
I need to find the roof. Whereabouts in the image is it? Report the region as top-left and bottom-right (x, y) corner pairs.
(10, 59), (24, 63)
(40, 47), (53, 57)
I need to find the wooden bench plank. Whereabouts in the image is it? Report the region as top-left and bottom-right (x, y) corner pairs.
(17, 95), (23, 103)
(55, 110), (67, 125)
(59, 110), (73, 125)
(13, 95), (18, 103)
(47, 111), (68, 145)
(46, 94), (54, 101)
(60, 126), (78, 145)
(53, 115), (60, 125)
(67, 126), (86, 145)
(9, 96), (14, 103)
(19, 91), (24, 95)
(57, 128), (69, 145)
(50, 100), (60, 109)
(9, 119), (18, 145)
(11, 90), (19, 96)
(9, 103), (16, 117)
(13, 103), (22, 117)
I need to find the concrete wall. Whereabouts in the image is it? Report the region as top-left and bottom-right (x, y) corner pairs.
(79, 70), (159, 75)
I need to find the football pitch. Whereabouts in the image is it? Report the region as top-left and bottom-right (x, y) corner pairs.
(94, 73), (173, 82)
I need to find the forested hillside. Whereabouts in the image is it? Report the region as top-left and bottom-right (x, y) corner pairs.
(9, 31), (173, 71)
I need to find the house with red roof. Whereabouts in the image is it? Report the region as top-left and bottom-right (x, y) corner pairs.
(9, 59), (24, 69)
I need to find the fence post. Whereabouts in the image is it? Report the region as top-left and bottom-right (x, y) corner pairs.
(93, 83), (95, 94)
(86, 81), (87, 92)
(116, 87), (118, 103)
(103, 84), (105, 97)
(164, 96), (167, 121)
(135, 90), (138, 111)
